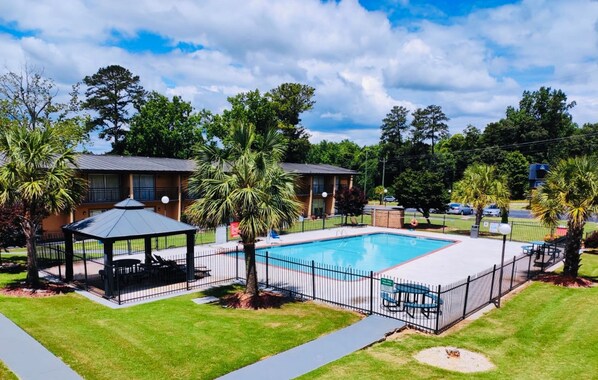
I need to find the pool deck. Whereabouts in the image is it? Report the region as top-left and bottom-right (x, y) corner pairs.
(207, 226), (525, 286)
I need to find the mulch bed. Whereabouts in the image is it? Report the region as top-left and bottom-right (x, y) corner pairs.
(0, 281), (74, 298)
(535, 274), (595, 288)
(220, 290), (289, 309)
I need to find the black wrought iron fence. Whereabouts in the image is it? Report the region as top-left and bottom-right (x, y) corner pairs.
(36, 235), (565, 332)
(403, 213), (569, 243)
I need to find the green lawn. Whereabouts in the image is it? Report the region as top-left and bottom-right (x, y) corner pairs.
(300, 254), (598, 379)
(0, 284), (360, 380)
(0, 361), (17, 380)
(405, 213), (598, 243)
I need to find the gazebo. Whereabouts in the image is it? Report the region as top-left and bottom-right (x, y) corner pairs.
(62, 199), (196, 297)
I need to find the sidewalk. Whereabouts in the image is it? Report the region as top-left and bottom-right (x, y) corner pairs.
(0, 313), (81, 380)
(218, 315), (405, 380)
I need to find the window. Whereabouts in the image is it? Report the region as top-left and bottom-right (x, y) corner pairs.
(133, 174), (155, 201)
(312, 176), (325, 194)
(312, 198), (324, 217)
(89, 209), (108, 217)
(88, 174), (120, 202)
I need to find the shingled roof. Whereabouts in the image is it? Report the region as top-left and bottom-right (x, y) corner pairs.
(62, 199), (196, 240)
(73, 154), (357, 175)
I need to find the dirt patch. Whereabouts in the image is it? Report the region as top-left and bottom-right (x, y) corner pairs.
(415, 347), (495, 373)
(535, 273), (595, 287)
(0, 281), (74, 298)
(220, 290), (289, 309)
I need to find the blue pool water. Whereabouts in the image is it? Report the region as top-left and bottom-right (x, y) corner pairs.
(256, 233), (453, 273)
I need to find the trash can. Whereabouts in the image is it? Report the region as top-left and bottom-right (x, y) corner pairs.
(470, 225), (479, 239)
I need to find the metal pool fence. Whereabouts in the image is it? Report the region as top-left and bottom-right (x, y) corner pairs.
(37, 238), (564, 334)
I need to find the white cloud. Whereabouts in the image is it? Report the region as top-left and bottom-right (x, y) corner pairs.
(1, 0), (597, 151)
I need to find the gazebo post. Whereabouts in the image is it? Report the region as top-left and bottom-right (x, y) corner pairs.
(186, 231), (195, 281)
(63, 229), (74, 281)
(104, 240), (114, 298)
(144, 237), (152, 267)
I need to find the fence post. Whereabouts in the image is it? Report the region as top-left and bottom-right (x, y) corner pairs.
(311, 260), (316, 300)
(266, 251), (269, 288)
(322, 216), (326, 230)
(509, 221), (514, 241)
(116, 268), (121, 305)
(83, 250), (89, 291)
(489, 264), (497, 303)
(443, 214), (446, 234)
(435, 285), (442, 333)
(369, 271), (374, 315)
(235, 246), (239, 280)
(462, 275), (471, 319)
(302, 218), (305, 233)
(509, 256), (516, 290)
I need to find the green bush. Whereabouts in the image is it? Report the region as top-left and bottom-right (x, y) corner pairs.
(584, 230), (598, 248)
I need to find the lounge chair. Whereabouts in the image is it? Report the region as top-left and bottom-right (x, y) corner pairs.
(268, 229), (282, 244)
(154, 254), (211, 279)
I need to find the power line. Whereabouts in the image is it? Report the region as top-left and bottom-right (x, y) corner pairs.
(381, 130), (598, 162)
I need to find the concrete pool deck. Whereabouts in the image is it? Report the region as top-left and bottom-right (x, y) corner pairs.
(207, 226), (525, 286)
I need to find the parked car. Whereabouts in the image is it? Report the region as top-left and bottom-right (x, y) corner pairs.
(446, 203), (473, 215)
(483, 204), (501, 217)
(383, 195), (396, 202)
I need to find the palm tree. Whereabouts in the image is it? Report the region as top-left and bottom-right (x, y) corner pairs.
(453, 164), (510, 226)
(0, 125), (85, 287)
(532, 156), (598, 277)
(185, 123), (301, 298)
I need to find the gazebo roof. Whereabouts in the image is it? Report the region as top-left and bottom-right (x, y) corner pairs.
(62, 199), (196, 240)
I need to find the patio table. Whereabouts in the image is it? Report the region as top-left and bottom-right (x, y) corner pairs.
(394, 283), (430, 306)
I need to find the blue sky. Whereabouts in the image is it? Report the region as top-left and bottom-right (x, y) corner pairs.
(1, 0), (597, 153)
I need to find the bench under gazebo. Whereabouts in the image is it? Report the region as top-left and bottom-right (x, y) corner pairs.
(61, 199), (197, 298)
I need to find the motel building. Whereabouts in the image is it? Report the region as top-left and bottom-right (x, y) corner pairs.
(41, 155), (357, 236)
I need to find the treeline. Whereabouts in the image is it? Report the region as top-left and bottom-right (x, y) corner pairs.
(309, 88), (598, 201)
(2, 65), (597, 202)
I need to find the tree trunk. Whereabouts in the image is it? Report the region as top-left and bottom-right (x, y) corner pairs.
(475, 209), (483, 226)
(563, 219), (584, 277)
(243, 242), (259, 299)
(23, 220), (40, 287)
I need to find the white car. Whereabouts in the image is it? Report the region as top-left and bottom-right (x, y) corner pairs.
(383, 195), (396, 202)
(483, 204), (501, 217)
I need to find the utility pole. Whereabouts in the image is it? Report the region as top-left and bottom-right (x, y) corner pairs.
(382, 156), (387, 190)
(364, 148), (368, 196)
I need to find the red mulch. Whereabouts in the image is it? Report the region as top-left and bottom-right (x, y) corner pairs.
(535, 274), (594, 288)
(220, 291), (288, 309)
(0, 281), (74, 298)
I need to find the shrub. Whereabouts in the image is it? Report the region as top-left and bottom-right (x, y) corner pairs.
(584, 231), (598, 248)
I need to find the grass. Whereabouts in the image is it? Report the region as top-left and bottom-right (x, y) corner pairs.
(0, 361), (17, 380)
(299, 254), (598, 379)
(0, 284), (360, 380)
(405, 213), (598, 243)
(0, 255), (27, 288)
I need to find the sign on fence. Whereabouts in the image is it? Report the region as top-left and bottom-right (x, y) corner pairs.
(489, 222), (499, 233)
(380, 278), (394, 292)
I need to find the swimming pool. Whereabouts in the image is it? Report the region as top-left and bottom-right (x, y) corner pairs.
(256, 233), (454, 273)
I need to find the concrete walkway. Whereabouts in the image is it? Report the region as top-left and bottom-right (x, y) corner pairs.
(0, 313), (81, 380)
(218, 315), (405, 380)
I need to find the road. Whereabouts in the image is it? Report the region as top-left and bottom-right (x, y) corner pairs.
(366, 205), (598, 222)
